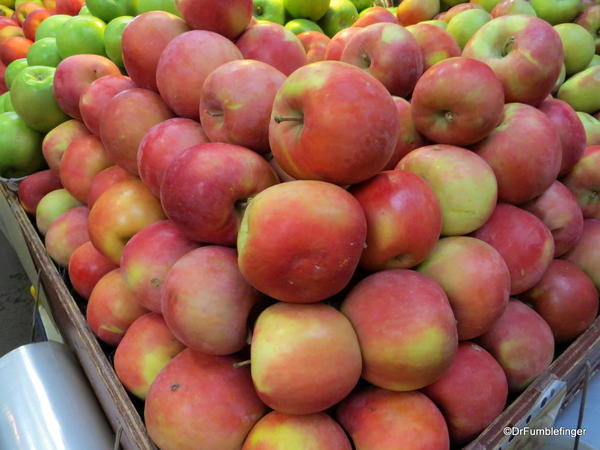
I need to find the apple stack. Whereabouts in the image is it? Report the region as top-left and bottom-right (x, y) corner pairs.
(1, 0), (600, 448)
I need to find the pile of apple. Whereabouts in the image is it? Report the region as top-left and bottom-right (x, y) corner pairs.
(1, 0), (600, 448)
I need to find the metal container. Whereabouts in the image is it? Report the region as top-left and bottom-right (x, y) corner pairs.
(0, 341), (115, 450)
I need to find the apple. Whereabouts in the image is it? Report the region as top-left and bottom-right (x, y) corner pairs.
(156, 30), (242, 119)
(59, 135), (112, 204)
(18, 169), (62, 214)
(406, 23), (460, 70)
(79, 75), (135, 136)
(555, 23), (595, 76)
(88, 179), (166, 264)
(447, 9), (491, 49)
(477, 300), (554, 392)
(470, 0), (502, 11)
(530, 0), (579, 24)
(35, 188), (82, 234)
(41, 0), (54, 13)
(558, 67), (600, 114)
(68, 241), (117, 299)
(53, 54), (120, 121)
(136, 0), (179, 15)
(104, 16), (133, 68)
(397, 145), (498, 236)
(85, 0), (134, 22)
(100, 88), (174, 174)
(491, 0), (537, 17)
(120, 220), (196, 312)
(44, 205), (89, 266)
(462, 15), (563, 106)
(137, 118), (208, 197)
(538, 97), (586, 176)
(15, 2), (41, 25)
(175, 0), (252, 40)
(576, 6), (600, 53)
(285, 18), (323, 34)
(564, 146), (600, 219)
(87, 165), (136, 207)
(161, 142), (278, 245)
(3, 57), (26, 89)
(270, 61), (398, 185)
(385, 96), (426, 169)
(522, 260), (598, 343)
(22, 7), (51, 40)
(56, 15), (107, 58)
(121, 11), (188, 91)
(253, 0), (284, 24)
(0, 17), (17, 29)
(318, 0), (358, 37)
(422, 343), (508, 444)
(0, 26), (25, 46)
(0, 91), (11, 110)
(238, 180), (366, 303)
(284, 0), (329, 21)
(243, 412), (351, 449)
(199, 60), (285, 153)
(26, 37), (61, 67)
(114, 313), (185, 398)
(35, 14), (69, 40)
(396, 0), (440, 26)
(298, 30), (330, 63)
(591, 55), (600, 67)
(42, 119), (89, 174)
(350, 170), (441, 271)
(439, 3), (484, 21)
(523, 181), (584, 257)
(472, 103), (562, 205)
(144, 349), (266, 450)
(337, 388), (449, 450)
(473, 203), (554, 295)
(324, 26), (359, 60)
(0, 112), (44, 178)
(55, 0), (84, 15)
(564, 219), (600, 289)
(577, 112), (600, 146)
(0, 36), (32, 65)
(236, 22), (307, 76)
(353, 6), (398, 27)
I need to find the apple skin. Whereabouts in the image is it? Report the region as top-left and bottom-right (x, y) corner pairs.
(68, 241), (117, 299)
(462, 15), (563, 106)
(0, 26), (24, 47)
(252, 0), (285, 25)
(406, 23), (460, 70)
(44, 205), (89, 266)
(162, 246), (261, 355)
(558, 67), (600, 115)
(564, 146), (600, 220)
(385, 97), (426, 170)
(3, 57), (27, 89)
(270, 61), (398, 185)
(114, 313), (185, 399)
(121, 11), (189, 91)
(522, 260), (598, 344)
(199, 60), (285, 154)
(236, 22), (307, 76)
(396, 0), (440, 26)
(350, 170), (442, 271)
(341, 23), (423, 98)
(352, 6), (398, 27)
(42, 119), (89, 175)
(22, 7), (51, 40)
(530, 0), (579, 25)
(88, 179), (166, 265)
(251, 302), (361, 415)
(283, 0), (329, 22)
(491, 0), (537, 17)
(0, 36), (31, 65)
(318, 0), (358, 37)
(53, 54), (121, 120)
(87, 165), (136, 207)
(447, 9), (491, 49)
(175, 0), (252, 40)
(100, 88), (174, 175)
(472, 103), (562, 205)
(79, 75), (136, 136)
(554, 23), (595, 76)
(55, 15), (106, 58)
(35, 13), (69, 40)
(337, 388), (449, 450)
(422, 343), (508, 444)
(144, 349), (266, 450)
(576, 6), (600, 53)
(411, 57), (504, 146)
(85, 0), (135, 23)
(564, 219), (600, 289)
(418, 237), (510, 340)
(15, 2), (40, 25)
(0, 111), (44, 178)
(324, 26), (359, 60)
(238, 180), (366, 303)
(35, 188), (82, 235)
(26, 37), (62, 68)
(137, 118), (208, 198)
(161, 143), (278, 245)
(18, 169), (62, 214)
(538, 97), (586, 177)
(285, 18), (324, 35)
(55, 0), (83, 15)
(578, 112), (600, 146)
(104, 16), (133, 68)
(473, 203), (554, 295)
(341, 269), (457, 391)
(297, 30), (329, 63)
(120, 220), (196, 313)
(477, 300), (554, 392)
(397, 145), (498, 236)
(470, 0), (502, 11)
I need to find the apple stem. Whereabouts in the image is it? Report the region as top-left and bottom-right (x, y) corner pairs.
(205, 109), (224, 117)
(233, 360), (251, 368)
(274, 116), (303, 124)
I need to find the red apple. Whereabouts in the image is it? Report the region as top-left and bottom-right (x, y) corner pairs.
(522, 181), (584, 257)
(236, 22), (307, 76)
(199, 60), (285, 153)
(297, 30), (330, 63)
(472, 103), (562, 204)
(42, 119), (90, 175)
(422, 343), (508, 443)
(87, 165), (137, 207)
(565, 219), (600, 289)
(0, 26), (24, 45)
(406, 23), (461, 70)
(353, 7), (399, 27)
(44, 205), (89, 266)
(175, 0), (252, 40)
(18, 169), (62, 214)
(439, 3), (484, 22)
(396, 0), (440, 26)
(0, 36), (32, 65)
(137, 118), (208, 198)
(385, 96), (426, 169)
(564, 146), (600, 219)
(68, 241), (117, 299)
(56, 0), (84, 15)
(0, 18), (17, 30)
(324, 27), (360, 60)
(15, 2), (42, 25)
(22, 8), (51, 41)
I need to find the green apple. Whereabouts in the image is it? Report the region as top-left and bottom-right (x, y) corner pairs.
(56, 15), (106, 58)
(492, 0), (537, 16)
(285, 18), (323, 34)
(86, 0), (136, 22)
(78, 5), (91, 14)
(27, 37), (62, 68)
(4, 58), (28, 89)
(284, 0), (329, 21)
(577, 112), (600, 145)
(136, 0), (180, 15)
(447, 8), (491, 49)
(589, 54), (600, 68)
(558, 66), (600, 114)
(10, 66), (68, 132)
(420, 19), (447, 29)
(0, 92), (14, 112)
(349, 0), (371, 11)
(0, 112), (44, 178)
(35, 15), (71, 40)
(554, 23), (595, 76)
(253, 0), (285, 24)
(553, 64), (566, 93)
(470, 0), (501, 11)
(104, 16), (133, 68)
(318, 0), (358, 37)
(530, 0), (579, 25)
